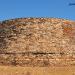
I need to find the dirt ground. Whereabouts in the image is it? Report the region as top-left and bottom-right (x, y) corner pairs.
(0, 66), (75, 75)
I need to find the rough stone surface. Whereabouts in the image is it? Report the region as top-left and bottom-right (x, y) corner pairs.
(0, 18), (75, 66)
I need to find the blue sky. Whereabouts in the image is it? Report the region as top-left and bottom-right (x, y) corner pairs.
(0, 0), (75, 21)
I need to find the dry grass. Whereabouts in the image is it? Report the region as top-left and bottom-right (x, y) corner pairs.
(0, 66), (75, 75)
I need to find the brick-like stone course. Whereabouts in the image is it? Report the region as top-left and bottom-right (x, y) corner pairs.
(0, 18), (75, 66)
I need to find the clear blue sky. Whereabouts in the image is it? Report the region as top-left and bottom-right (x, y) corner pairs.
(0, 0), (75, 21)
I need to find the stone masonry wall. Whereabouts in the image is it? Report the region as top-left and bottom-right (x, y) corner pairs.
(0, 18), (75, 66)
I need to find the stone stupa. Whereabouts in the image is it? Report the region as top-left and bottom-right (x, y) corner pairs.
(0, 18), (75, 66)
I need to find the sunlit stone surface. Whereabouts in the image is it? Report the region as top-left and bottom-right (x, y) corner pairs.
(0, 18), (75, 66)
